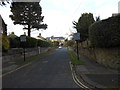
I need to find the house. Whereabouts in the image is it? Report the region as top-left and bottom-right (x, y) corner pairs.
(0, 15), (7, 35)
(36, 33), (46, 41)
(46, 36), (65, 43)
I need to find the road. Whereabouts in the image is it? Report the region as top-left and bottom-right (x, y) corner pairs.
(3, 47), (80, 88)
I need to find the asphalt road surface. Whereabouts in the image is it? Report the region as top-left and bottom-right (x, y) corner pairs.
(3, 47), (80, 88)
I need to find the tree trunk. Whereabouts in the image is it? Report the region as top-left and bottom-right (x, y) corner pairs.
(28, 24), (31, 37)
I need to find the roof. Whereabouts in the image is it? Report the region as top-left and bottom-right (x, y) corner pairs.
(46, 37), (65, 40)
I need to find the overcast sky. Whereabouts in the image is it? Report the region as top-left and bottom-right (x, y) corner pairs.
(0, 0), (119, 38)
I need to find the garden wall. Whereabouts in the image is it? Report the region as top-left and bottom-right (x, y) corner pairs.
(79, 47), (120, 69)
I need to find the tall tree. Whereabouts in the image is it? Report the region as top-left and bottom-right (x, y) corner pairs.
(0, 0), (9, 5)
(73, 13), (95, 42)
(9, 2), (47, 37)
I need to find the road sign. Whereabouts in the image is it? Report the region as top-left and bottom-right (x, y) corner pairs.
(20, 35), (26, 42)
(73, 33), (80, 40)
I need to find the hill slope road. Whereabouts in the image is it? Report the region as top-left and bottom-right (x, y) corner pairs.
(3, 48), (79, 88)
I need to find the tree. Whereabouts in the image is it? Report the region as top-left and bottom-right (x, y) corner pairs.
(96, 16), (100, 21)
(9, 2), (47, 37)
(73, 13), (95, 42)
(0, 0), (10, 5)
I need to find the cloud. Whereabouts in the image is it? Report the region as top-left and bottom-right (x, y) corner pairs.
(0, 0), (119, 38)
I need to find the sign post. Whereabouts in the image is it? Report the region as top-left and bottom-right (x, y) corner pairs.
(20, 35), (26, 61)
(73, 33), (80, 60)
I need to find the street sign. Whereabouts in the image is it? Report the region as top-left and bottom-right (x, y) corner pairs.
(73, 33), (80, 40)
(20, 35), (26, 42)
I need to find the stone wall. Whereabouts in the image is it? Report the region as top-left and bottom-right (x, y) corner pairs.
(2, 47), (52, 67)
(79, 47), (120, 69)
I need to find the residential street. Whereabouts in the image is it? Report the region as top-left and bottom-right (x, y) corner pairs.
(2, 47), (80, 88)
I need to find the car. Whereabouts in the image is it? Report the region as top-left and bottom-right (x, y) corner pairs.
(58, 46), (62, 49)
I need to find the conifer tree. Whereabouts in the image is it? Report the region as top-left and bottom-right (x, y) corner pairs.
(9, 2), (47, 37)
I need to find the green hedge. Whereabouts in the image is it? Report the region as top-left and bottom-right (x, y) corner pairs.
(8, 37), (20, 48)
(89, 15), (120, 48)
(37, 39), (51, 47)
(7, 35), (52, 48)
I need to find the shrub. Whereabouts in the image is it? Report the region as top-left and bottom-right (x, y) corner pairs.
(21, 37), (51, 48)
(66, 40), (75, 47)
(1, 34), (10, 51)
(20, 37), (37, 48)
(89, 15), (120, 48)
(8, 37), (20, 48)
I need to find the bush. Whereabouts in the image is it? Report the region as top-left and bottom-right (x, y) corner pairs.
(20, 37), (37, 48)
(1, 34), (10, 51)
(89, 15), (120, 48)
(37, 40), (51, 47)
(8, 37), (20, 48)
(20, 37), (51, 48)
(66, 40), (75, 47)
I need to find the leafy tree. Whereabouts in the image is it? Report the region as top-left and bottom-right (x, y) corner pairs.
(9, 2), (47, 37)
(73, 13), (95, 42)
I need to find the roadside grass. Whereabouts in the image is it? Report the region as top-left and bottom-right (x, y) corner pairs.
(16, 49), (55, 65)
(67, 49), (84, 65)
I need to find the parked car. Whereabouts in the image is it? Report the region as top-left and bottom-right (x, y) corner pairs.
(58, 46), (62, 49)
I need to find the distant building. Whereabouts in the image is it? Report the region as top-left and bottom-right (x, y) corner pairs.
(112, 13), (119, 16)
(46, 36), (65, 43)
(36, 33), (46, 41)
(0, 15), (7, 36)
(112, 1), (120, 17)
(8, 32), (17, 38)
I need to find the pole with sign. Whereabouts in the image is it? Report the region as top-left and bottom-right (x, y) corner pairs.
(73, 33), (80, 60)
(20, 35), (26, 61)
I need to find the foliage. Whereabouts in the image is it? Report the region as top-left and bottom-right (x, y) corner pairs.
(53, 41), (59, 46)
(66, 40), (75, 47)
(8, 36), (20, 48)
(73, 13), (95, 42)
(9, 2), (47, 37)
(1, 34), (10, 51)
(0, 0), (10, 5)
(37, 40), (51, 47)
(89, 15), (120, 48)
(8, 32), (20, 48)
(20, 37), (37, 48)
(20, 37), (52, 48)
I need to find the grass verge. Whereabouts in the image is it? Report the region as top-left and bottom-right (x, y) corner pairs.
(67, 49), (84, 65)
(16, 48), (55, 65)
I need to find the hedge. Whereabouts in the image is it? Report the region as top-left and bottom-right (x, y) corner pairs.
(89, 15), (120, 48)
(8, 36), (52, 48)
(8, 37), (20, 48)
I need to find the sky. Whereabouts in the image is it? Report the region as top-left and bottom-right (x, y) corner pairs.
(0, 0), (119, 38)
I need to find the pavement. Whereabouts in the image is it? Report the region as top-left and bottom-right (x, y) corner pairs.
(72, 50), (120, 89)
